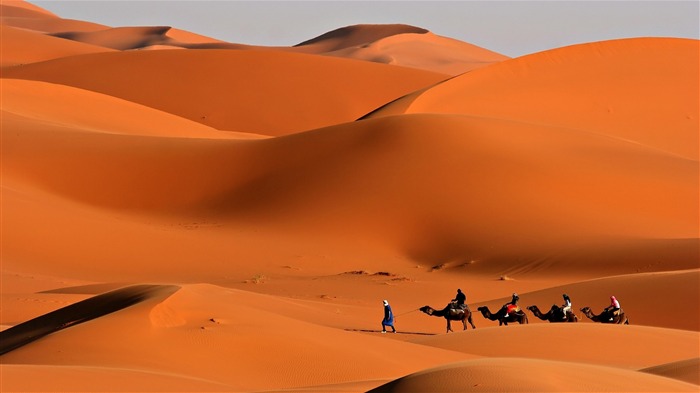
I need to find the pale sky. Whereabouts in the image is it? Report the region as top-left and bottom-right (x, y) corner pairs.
(33, 1), (699, 57)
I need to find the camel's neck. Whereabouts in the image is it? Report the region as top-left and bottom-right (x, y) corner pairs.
(583, 309), (598, 321)
(480, 307), (499, 320)
(531, 307), (549, 320)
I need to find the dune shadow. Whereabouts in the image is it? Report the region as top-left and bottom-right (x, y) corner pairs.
(0, 284), (179, 356)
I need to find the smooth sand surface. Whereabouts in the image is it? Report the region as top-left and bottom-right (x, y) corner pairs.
(1, 1), (698, 392)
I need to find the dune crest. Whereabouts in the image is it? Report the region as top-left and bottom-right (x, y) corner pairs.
(295, 23), (429, 51)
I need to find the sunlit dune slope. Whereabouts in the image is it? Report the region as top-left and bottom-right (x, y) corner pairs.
(368, 358), (699, 393)
(2, 49), (450, 135)
(1, 79), (262, 138)
(3, 113), (697, 281)
(365, 38), (699, 160)
(0, 284), (471, 391)
(412, 323), (699, 369)
(0, 364), (235, 392)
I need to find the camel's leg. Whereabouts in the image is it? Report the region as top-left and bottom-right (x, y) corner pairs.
(461, 319), (467, 330)
(446, 319), (452, 333)
(468, 315), (476, 329)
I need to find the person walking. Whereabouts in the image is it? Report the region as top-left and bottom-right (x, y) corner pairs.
(381, 299), (396, 333)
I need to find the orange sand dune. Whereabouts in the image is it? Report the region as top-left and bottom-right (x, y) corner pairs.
(0, 24), (115, 67)
(0, 0), (106, 33)
(368, 358), (699, 392)
(2, 50), (450, 135)
(1, 79), (265, 138)
(48, 25), (230, 50)
(49, 26), (179, 50)
(295, 24), (430, 52)
(324, 31), (509, 75)
(0, 284), (472, 392)
(0, 0), (56, 18)
(293, 24), (508, 75)
(365, 38), (699, 160)
(412, 323), (699, 369)
(3, 114), (697, 281)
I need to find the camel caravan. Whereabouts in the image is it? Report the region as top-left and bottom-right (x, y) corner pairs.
(418, 291), (629, 333)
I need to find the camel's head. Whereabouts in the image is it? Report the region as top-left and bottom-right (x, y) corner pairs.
(419, 306), (433, 315)
(477, 306), (487, 312)
(580, 307), (590, 313)
(527, 305), (536, 311)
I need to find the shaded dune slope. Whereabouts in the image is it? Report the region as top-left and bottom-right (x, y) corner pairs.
(0, 284), (179, 355)
(3, 113), (697, 280)
(294, 23), (429, 51)
(641, 357), (700, 385)
(2, 50), (449, 135)
(365, 38), (699, 160)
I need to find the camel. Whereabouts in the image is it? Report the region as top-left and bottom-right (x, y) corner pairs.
(419, 303), (476, 333)
(477, 305), (528, 326)
(527, 305), (578, 323)
(580, 307), (629, 324)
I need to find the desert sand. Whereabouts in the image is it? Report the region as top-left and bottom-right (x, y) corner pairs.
(1, 1), (698, 392)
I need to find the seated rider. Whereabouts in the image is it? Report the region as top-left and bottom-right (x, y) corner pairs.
(560, 293), (572, 319)
(503, 293), (520, 317)
(451, 289), (467, 310)
(604, 295), (620, 321)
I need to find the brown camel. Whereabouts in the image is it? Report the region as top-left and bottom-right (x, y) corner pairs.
(527, 305), (578, 323)
(580, 306), (629, 324)
(477, 305), (528, 326)
(419, 303), (476, 333)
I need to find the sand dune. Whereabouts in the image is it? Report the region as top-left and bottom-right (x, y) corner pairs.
(0, 24), (114, 66)
(2, 50), (450, 135)
(1, 1), (698, 392)
(1, 284), (471, 392)
(365, 37), (699, 160)
(368, 358), (699, 392)
(294, 24), (508, 75)
(324, 31), (509, 75)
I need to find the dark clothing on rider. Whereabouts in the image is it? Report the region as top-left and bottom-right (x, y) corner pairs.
(453, 290), (466, 306)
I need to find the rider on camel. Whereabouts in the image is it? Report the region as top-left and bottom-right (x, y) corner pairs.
(504, 292), (520, 317)
(451, 289), (467, 311)
(561, 293), (572, 319)
(604, 295), (621, 321)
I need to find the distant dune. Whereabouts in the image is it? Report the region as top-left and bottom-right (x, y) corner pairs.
(1, 1), (698, 392)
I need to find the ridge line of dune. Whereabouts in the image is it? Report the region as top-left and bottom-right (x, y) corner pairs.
(0, 284), (180, 355)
